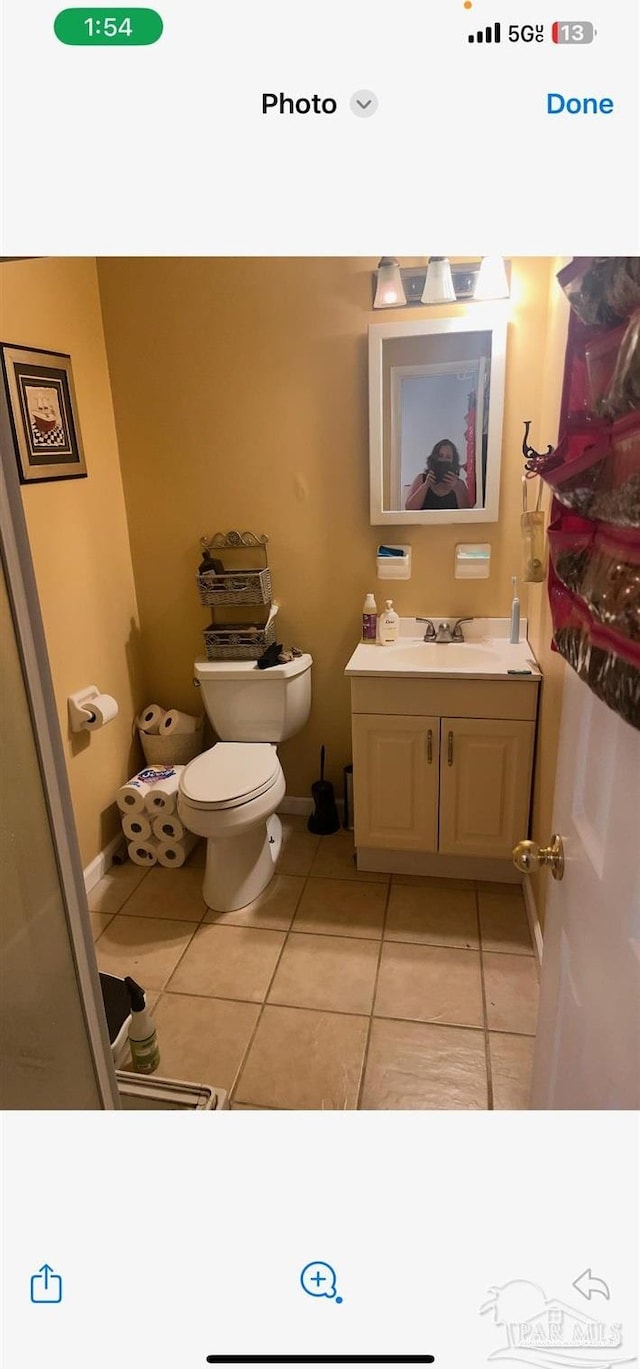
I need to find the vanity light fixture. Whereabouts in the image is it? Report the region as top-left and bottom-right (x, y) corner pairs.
(372, 256), (510, 308)
(473, 254), (510, 300)
(373, 257), (407, 308)
(421, 256), (456, 304)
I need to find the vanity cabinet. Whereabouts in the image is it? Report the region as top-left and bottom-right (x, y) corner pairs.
(351, 714), (440, 852)
(438, 717), (535, 857)
(350, 678), (538, 865)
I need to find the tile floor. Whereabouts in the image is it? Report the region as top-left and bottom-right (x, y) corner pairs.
(91, 816), (539, 1110)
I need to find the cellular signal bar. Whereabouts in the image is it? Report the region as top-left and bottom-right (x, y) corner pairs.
(468, 22), (501, 43)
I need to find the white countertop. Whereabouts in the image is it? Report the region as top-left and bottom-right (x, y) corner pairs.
(344, 617), (541, 681)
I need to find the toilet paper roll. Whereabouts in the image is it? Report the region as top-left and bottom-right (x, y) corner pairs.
(161, 709), (200, 735)
(146, 765), (184, 815)
(156, 834), (197, 868)
(117, 774), (156, 815)
(83, 693), (119, 730)
(152, 813), (187, 844)
(117, 765), (178, 815)
(137, 703), (167, 735)
(127, 838), (159, 867)
(122, 813), (153, 843)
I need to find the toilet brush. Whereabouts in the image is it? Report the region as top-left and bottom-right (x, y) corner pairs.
(307, 745), (340, 835)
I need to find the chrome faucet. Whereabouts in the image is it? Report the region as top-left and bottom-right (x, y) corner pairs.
(417, 617), (473, 643)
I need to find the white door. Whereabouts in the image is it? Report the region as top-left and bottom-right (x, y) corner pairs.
(531, 666), (640, 1108)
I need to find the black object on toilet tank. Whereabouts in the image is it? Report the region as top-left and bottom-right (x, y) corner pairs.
(307, 745), (340, 835)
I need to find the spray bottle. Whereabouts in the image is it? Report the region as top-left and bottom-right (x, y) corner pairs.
(125, 976), (160, 1074)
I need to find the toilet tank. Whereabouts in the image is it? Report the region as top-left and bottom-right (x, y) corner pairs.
(194, 654), (312, 742)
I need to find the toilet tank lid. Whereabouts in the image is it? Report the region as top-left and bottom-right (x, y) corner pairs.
(194, 653), (312, 683)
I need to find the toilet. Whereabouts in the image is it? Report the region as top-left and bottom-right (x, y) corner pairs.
(177, 653), (312, 911)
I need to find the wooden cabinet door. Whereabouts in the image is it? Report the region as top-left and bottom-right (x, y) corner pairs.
(438, 718), (535, 857)
(352, 714), (439, 850)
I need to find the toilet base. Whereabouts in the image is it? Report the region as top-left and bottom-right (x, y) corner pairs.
(203, 813), (283, 912)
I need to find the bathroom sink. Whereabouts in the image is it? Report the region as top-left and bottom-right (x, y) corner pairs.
(344, 618), (541, 680)
(382, 642), (503, 670)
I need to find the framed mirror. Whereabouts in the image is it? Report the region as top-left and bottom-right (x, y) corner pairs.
(369, 313), (507, 524)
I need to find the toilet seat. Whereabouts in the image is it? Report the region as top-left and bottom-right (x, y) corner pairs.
(180, 742), (281, 811)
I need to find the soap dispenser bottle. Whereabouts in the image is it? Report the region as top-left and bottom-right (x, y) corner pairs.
(125, 976), (160, 1074)
(379, 600), (400, 645)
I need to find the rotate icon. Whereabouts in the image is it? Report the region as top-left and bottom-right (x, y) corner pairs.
(300, 1261), (343, 1303)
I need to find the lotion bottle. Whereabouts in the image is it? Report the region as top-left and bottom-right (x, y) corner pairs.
(125, 976), (160, 1074)
(379, 600), (400, 645)
(362, 592), (378, 641)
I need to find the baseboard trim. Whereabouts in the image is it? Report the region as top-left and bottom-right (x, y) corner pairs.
(83, 830), (126, 894)
(279, 795), (345, 821)
(523, 877), (544, 967)
(357, 847), (521, 882)
(278, 796), (313, 816)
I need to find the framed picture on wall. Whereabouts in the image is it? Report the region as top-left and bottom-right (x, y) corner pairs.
(0, 343), (87, 483)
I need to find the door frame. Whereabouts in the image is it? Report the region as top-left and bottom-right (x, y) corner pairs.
(1, 408), (119, 1109)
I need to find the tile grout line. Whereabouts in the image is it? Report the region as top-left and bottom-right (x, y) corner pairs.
(92, 852), (208, 937)
(228, 862), (313, 1106)
(355, 870), (392, 1111)
(103, 909), (533, 956)
(477, 890), (494, 1111)
(91, 864), (152, 926)
(155, 985), (536, 1036)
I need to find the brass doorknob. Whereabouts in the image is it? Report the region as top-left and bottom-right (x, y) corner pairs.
(512, 834), (565, 880)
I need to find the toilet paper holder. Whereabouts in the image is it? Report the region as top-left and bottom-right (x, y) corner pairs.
(68, 685), (117, 732)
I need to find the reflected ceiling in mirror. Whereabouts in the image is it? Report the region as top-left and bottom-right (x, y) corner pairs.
(369, 314), (508, 525)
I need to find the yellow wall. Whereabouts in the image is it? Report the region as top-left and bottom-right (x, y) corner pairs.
(97, 257), (555, 800)
(527, 262), (571, 927)
(0, 258), (144, 866)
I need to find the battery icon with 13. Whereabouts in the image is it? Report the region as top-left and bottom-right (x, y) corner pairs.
(552, 21), (596, 42)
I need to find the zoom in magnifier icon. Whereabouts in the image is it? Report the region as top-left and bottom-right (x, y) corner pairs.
(300, 1261), (343, 1303)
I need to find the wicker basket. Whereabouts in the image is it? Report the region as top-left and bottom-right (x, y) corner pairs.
(138, 721), (205, 766)
(197, 567), (272, 607)
(203, 618), (278, 661)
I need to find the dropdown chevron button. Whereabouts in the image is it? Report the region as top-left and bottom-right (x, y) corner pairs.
(350, 89), (379, 117)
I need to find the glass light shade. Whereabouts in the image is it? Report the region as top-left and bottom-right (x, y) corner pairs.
(373, 258), (406, 308)
(474, 255), (509, 299)
(421, 257), (456, 304)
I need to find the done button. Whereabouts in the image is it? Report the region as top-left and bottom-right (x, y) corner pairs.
(547, 93), (614, 114)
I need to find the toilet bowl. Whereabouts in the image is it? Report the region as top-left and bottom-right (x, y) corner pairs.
(178, 742), (287, 911)
(177, 653), (312, 912)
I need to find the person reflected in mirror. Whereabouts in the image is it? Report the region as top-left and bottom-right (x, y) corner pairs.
(405, 439), (471, 510)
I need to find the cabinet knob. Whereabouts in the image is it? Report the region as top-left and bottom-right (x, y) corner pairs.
(447, 730), (454, 766)
(426, 729), (433, 764)
(512, 834), (565, 880)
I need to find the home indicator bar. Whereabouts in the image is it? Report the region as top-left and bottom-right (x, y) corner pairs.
(205, 1358), (436, 1366)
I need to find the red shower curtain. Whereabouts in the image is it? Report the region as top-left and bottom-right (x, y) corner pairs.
(464, 389), (477, 506)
